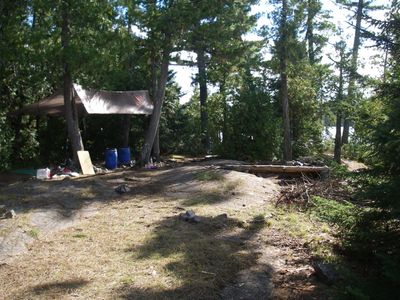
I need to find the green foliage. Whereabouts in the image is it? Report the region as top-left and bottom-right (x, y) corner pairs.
(323, 158), (351, 178)
(227, 83), (281, 161)
(0, 0), (59, 169)
(0, 0), (395, 176)
(288, 62), (325, 156)
(159, 76), (186, 154)
(346, 174), (400, 298)
(0, 0), (136, 168)
(343, 285), (370, 300)
(370, 80), (400, 173)
(210, 53), (281, 160)
(0, 114), (13, 170)
(0, 0), (332, 167)
(311, 196), (360, 230)
(267, 0), (331, 159)
(341, 96), (385, 165)
(346, 4), (400, 173)
(310, 171), (400, 299)
(172, 94), (203, 155)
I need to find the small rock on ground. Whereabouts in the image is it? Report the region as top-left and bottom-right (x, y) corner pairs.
(179, 210), (201, 223)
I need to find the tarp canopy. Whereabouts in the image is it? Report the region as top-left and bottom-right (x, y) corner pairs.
(12, 84), (153, 117)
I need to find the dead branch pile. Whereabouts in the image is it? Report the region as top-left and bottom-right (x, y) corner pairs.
(276, 174), (352, 207)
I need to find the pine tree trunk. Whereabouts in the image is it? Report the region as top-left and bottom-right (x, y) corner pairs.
(341, 119), (350, 145)
(61, 0), (84, 163)
(196, 47), (210, 154)
(306, 0), (316, 64)
(281, 69), (292, 161)
(280, 0), (292, 161)
(383, 47), (388, 83)
(150, 54), (160, 162)
(334, 49), (345, 163)
(121, 115), (131, 147)
(220, 80), (227, 149)
(152, 128), (160, 162)
(334, 114), (342, 163)
(342, 0), (363, 145)
(140, 41), (170, 165)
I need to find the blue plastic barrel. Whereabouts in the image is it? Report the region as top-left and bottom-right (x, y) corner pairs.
(118, 147), (131, 165)
(105, 148), (118, 169)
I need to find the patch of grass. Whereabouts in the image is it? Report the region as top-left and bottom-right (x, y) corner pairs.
(27, 228), (39, 238)
(267, 204), (338, 262)
(72, 233), (87, 239)
(222, 180), (240, 194)
(121, 275), (135, 285)
(320, 224), (331, 234)
(183, 191), (223, 206)
(252, 213), (272, 227)
(311, 196), (361, 230)
(253, 213), (266, 222)
(272, 209), (313, 239)
(195, 170), (224, 182)
(307, 238), (336, 262)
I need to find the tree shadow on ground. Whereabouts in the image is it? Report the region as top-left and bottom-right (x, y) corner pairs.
(180, 191), (226, 206)
(13, 278), (90, 300)
(0, 165), (244, 263)
(120, 214), (272, 300)
(0, 165), (232, 219)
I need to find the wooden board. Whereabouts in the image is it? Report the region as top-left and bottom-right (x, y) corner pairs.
(77, 151), (95, 175)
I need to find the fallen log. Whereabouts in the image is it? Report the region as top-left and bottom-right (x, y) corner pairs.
(222, 164), (330, 177)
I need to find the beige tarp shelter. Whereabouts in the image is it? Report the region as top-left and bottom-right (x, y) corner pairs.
(13, 84), (153, 117)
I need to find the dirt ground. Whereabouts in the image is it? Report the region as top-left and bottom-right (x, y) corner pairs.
(0, 160), (332, 299)
(341, 158), (367, 171)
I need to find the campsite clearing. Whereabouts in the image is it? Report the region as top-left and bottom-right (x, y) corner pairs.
(0, 161), (334, 299)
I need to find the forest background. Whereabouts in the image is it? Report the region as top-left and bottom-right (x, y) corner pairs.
(0, 0), (397, 172)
